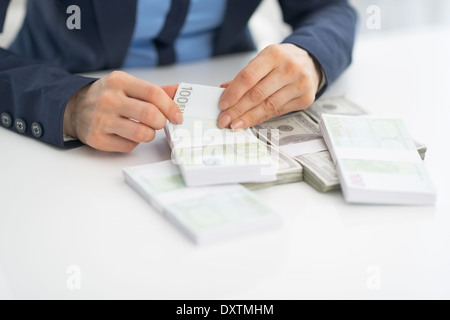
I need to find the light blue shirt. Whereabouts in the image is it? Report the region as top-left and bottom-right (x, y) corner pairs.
(123, 0), (227, 68)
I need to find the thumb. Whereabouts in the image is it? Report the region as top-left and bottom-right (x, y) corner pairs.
(162, 84), (179, 99)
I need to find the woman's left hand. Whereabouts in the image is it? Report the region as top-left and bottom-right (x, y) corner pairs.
(218, 43), (322, 130)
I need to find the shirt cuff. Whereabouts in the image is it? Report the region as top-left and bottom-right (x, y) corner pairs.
(318, 66), (327, 92)
(63, 134), (77, 142)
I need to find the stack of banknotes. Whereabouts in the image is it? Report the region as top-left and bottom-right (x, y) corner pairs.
(251, 96), (428, 192)
(165, 83), (276, 187)
(319, 114), (436, 205)
(242, 146), (303, 190)
(123, 85), (434, 243)
(123, 161), (281, 244)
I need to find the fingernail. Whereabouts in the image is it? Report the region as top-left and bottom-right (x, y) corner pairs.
(218, 115), (231, 128)
(174, 112), (183, 124)
(219, 101), (230, 111)
(231, 120), (245, 131)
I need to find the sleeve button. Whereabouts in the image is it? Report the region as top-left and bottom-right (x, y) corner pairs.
(1, 112), (12, 128)
(31, 122), (43, 138)
(15, 118), (27, 134)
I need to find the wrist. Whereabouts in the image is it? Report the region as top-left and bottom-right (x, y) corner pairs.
(281, 43), (323, 93)
(63, 84), (89, 139)
(310, 54), (326, 92)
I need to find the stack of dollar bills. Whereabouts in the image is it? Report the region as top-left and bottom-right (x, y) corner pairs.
(165, 83), (276, 187)
(319, 115), (436, 205)
(242, 146), (303, 190)
(123, 161), (281, 244)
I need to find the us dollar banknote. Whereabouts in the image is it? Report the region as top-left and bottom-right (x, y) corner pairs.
(251, 111), (327, 157)
(252, 111), (322, 146)
(304, 95), (368, 123)
(295, 151), (340, 193)
(243, 146), (303, 190)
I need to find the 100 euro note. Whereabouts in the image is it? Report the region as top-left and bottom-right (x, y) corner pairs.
(123, 161), (281, 244)
(166, 83), (276, 186)
(319, 115), (436, 205)
(306, 96), (428, 159)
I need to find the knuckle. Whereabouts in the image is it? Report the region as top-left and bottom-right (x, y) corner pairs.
(301, 92), (315, 108)
(143, 84), (158, 101)
(247, 86), (266, 103)
(243, 112), (257, 127)
(223, 90), (240, 107)
(139, 104), (153, 123)
(96, 92), (114, 108)
(91, 112), (107, 129)
(294, 79), (304, 92)
(264, 44), (277, 55)
(285, 61), (301, 77)
(133, 125), (150, 142)
(240, 69), (257, 85)
(106, 71), (125, 86)
(264, 96), (279, 114)
(266, 44), (283, 59)
(153, 117), (167, 130)
(85, 131), (103, 149)
(227, 105), (244, 119)
(300, 74), (313, 88)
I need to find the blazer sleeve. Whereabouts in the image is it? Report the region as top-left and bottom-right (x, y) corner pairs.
(0, 49), (97, 148)
(278, 0), (358, 94)
(0, 0), (96, 148)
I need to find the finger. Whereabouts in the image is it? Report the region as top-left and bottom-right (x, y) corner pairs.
(105, 117), (156, 143)
(219, 55), (275, 111)
(220, 81), (232, 88)
(162, 84), (179, 99)
(229, 84), (312, 130)
(94, 135), (139, 153)
(122, 76), (183, 124)
(119, 98), (167, 130)
(218, 68), (290, 128)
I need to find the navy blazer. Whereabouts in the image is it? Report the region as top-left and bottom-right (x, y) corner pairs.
(0, 0), (357, 148)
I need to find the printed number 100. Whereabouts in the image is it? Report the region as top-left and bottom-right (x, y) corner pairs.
(177, 87), (192, 111)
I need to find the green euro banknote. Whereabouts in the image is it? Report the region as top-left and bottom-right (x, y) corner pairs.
(319, 115), (436, 205)
(165, 83), (276, 186)
(123, 160), (281, 244)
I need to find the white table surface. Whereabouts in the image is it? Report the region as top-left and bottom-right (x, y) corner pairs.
(1, 26), (449, 300)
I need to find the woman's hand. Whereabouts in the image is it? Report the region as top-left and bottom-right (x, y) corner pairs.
(218, 44), (322, 130)
(63, 71), (181, 152)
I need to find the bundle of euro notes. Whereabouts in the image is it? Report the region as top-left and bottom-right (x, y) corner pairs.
(165, 83), (276, 187)
(252, 96), (428, 192)
(123, 161), (281, 244)
(319, 115), (436, 205)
